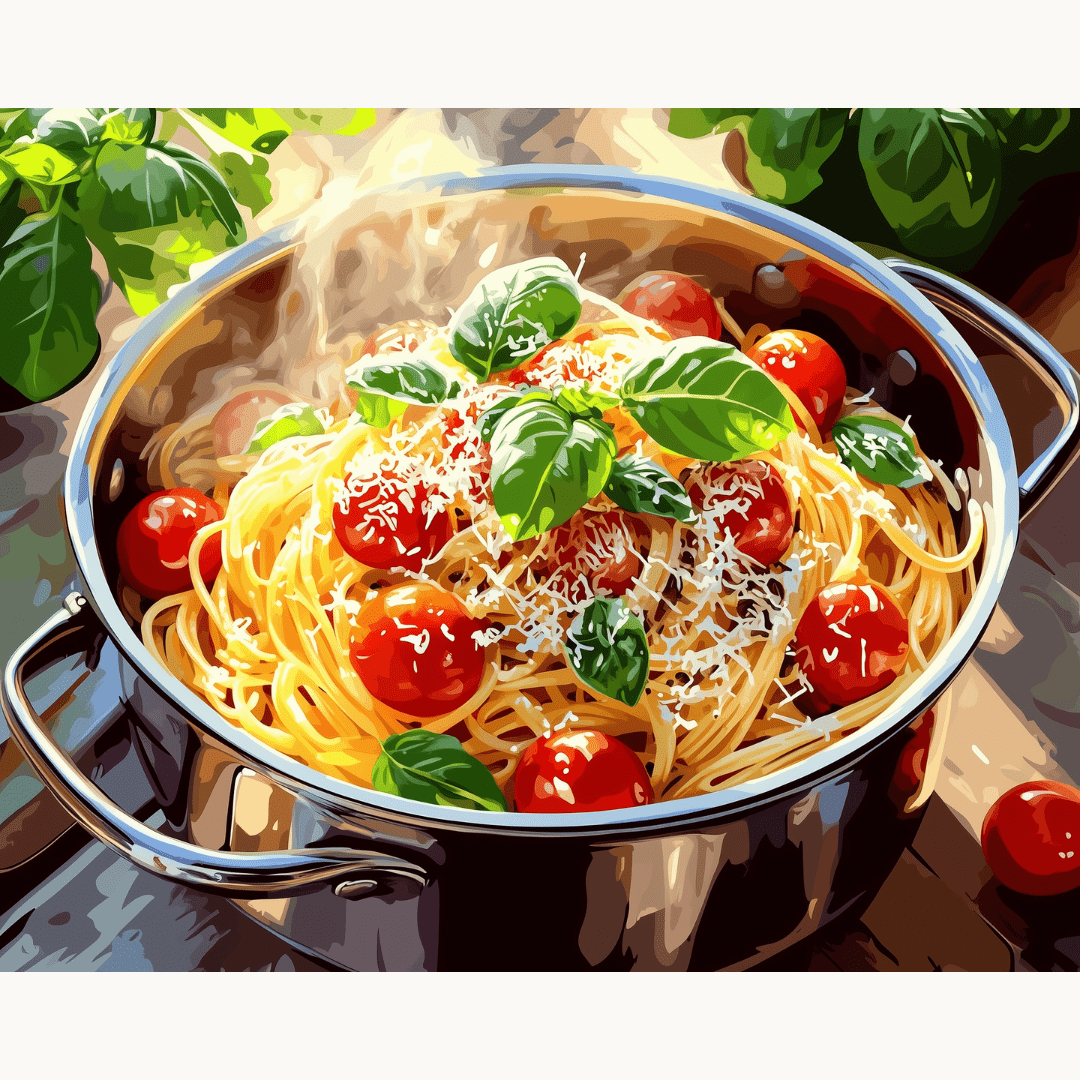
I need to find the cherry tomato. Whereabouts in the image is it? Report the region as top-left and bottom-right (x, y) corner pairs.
(349, 582), (490, 717)
(688, 460), (793, 565)
(502, 328), (603, 386)
(514, 728), (653, 813)
(546, 509), (651, 597)
(981, 780), (1080, 896)
(211, 388), (294, 458)
(745, 330), (847, 431)
(117, 487), (224, 600)
(792, 581), (908, 713)
(619, 273), (722, 339)
(333, 471), (453, 572)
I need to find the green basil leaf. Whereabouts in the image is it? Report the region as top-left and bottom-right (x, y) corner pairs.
(187, 108), (291, 155)
(554, 385), (620, 418)
(212, 150), (272, 215)
(1, 140), (80, 186)
(744, 108), (847, 205)
(0, 168), (25, 248)
(858, 109), (1002, 259)
(78, 141), (245, 314)
(477, 388), (554, 441)
(352, 391), (409, 429)
(0, 207), (101, 401)
(347, 356), (461, 429)
(984, 108), (1070, 156)
(351, 357), (461, 406)
(372, 730), (507, 812)
(276, 108), (377, 136)
(490, 400), (616, 540)
(830, 415), (932, 489)
(565, 597), (649, 707)
(2, 108), (105, 165)
(448, 257), (582, 379)
(668, 108), (753, 140)
(245, 403), (325, 454)
(619, 337), (795, 461)
(604, 455), (696, 523)
(99, 108), (156, 146)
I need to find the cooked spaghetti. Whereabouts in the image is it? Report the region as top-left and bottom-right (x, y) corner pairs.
(126, 269), (982, 810)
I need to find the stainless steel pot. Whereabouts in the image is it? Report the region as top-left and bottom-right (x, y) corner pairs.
(4, 167), (1079, 970)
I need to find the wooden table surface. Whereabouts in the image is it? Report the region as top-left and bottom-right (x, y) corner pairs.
(1, 110), (1078, 971)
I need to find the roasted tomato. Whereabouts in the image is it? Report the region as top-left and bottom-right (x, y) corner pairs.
(745, 330), (847, 431)
(619, 272), (722, 339)
(514, 728), (653, 813)
(688, 460), (794, 565)
(333, 471), (453, 573)
(546, 509), (651, 597)
(981, 780), (1080, 896)
(349, 582), (490, 717)
(792, 581), (909, 713)
(117, 488), (224, 600)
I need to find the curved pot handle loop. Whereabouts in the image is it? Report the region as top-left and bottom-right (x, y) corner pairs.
(885, 258), (1080, 518)
(2, 594), (429, 897)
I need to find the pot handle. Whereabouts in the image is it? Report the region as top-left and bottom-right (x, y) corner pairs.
(2, 594), (429, 897)
(884, 258), (1080, 517)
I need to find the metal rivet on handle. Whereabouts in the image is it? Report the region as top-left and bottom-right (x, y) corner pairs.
(888, 350), (919, 387)
(63, 594), (87, 615)
(753, 264), (799, 307)
(333, 878), (380, 900)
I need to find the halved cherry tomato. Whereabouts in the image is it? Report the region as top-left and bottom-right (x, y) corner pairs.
(333, 471), (453, 573)
(619, 273), (722, 339)
(745, 330), (847, 431)
(981, 780), (1080, 896)
(688, 460), (793, 566)
(792, 581), (908, 713)
(546, 509), (651, 597)
(514, 728), (653, 813)
(349, 582), (490, 717)
(117, 487), (224, 600)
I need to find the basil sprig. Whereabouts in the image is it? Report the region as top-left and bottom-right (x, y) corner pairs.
(371, 730), (507, 812)
(478, 388), (554, 441)
(565, 597), (650, 706)
(489, 400), (617, 541)
(604, 455), (696, 523)
(348, 357), (461, 429)
(620, 337), (795, 461)
(448, 257), (582, 379)
(246, 403), (325, 454)
(830, 415), (932, 488)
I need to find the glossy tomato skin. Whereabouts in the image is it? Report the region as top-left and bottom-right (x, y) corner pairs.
(745, 330), (848, 431)
(792, 581), (909, 713)
(349, 582), (489, 717)
(333, 472), (453, 573)
(514, 728), (653, 813)
(117, 488), (224, 600)
(981, 781), (1080, 896)
(688, 460), (793, 566)
(546, 509), (651, 597)
(619, 273), (722, 340)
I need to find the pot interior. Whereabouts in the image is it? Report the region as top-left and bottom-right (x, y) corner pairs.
(75, 174), (1015, 824)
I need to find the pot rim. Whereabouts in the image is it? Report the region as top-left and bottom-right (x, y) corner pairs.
(63, 164), (1018, 836)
